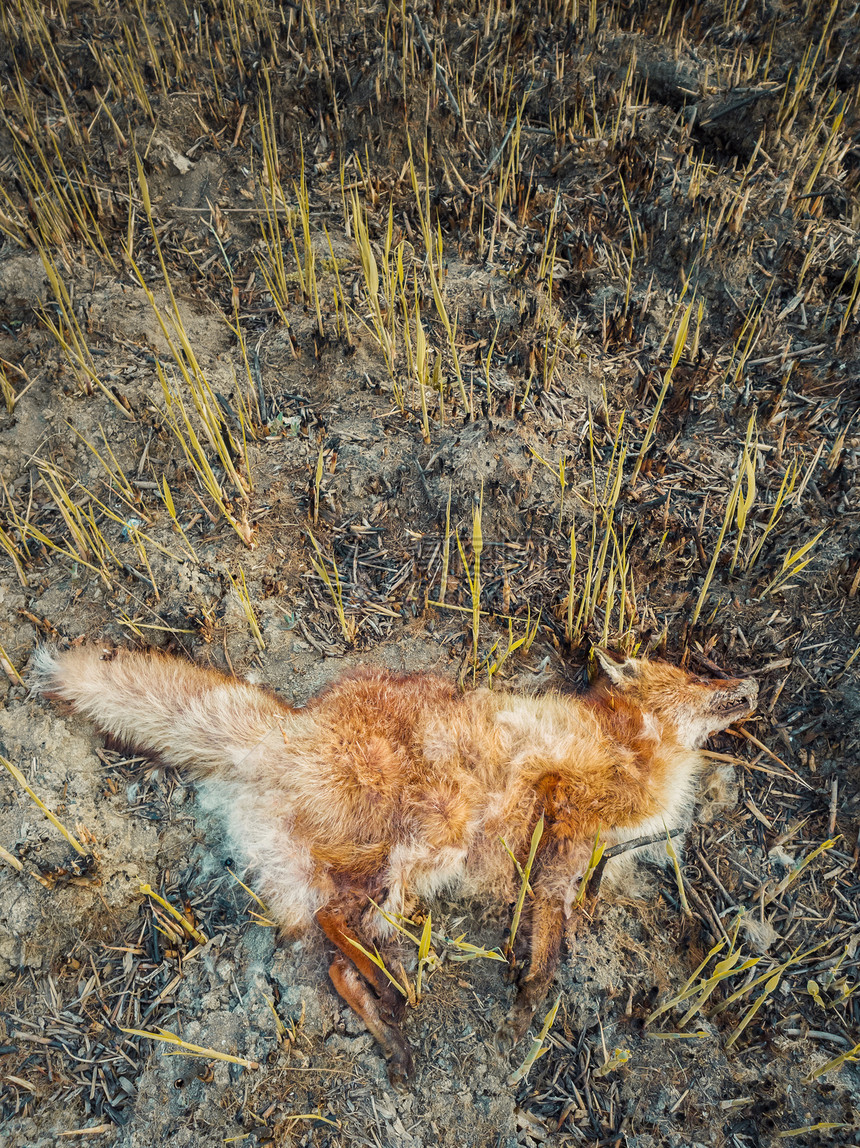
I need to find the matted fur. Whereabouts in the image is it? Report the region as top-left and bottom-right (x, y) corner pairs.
(33, 643), (757, 1080)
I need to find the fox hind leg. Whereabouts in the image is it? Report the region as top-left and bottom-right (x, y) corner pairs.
(316, 906), (406, 1019)
(316, 905), (412, 1086)
(327, 956), (412, 1086)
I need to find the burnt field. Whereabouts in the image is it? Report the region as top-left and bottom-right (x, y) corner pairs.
(0, 1), (859, 1145)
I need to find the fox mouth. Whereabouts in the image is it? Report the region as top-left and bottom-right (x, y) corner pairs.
(711, 700), (753, 718)
(711, 697), (752, 714)
(709, 681), (758, 720)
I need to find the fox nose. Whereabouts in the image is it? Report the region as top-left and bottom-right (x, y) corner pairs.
(738, 678), (758, 708)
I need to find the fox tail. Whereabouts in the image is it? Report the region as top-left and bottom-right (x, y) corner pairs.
(32, 645), (293, 778)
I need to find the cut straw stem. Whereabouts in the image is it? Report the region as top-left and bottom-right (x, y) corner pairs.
(0, 753), (87, 855)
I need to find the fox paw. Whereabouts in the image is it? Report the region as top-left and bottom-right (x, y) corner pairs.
(386, 1043), (413, 1091)
(496, 997), (536, 1051)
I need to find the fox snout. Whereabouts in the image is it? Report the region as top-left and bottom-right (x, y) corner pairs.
(739, 678), (758, 709)
(670, 671), (759, 747)
(717, 677), (758, 715)
(700, 675), (758, 742)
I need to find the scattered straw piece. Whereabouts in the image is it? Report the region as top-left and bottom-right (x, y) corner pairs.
(5, 1074), (35, 1090)
(507, 994), (561, 1086)
(507, 815), (544, 955)
(803, 1039), (860, 1083)
(0, 752), (87, 855)
(0, 843), (23, 872)
(664, 829), (692, 917)
(226, 866), (269, 911)
(58, 1126), (114, 1138)
(120, 1025), (259, 1069)
(776, 1123), (851, 1139)
(594, 1047), (631, 1077)
(647, 1030), (709, 1040)
(284, 1113), (341, 1129)
(139, 883), (207, 945)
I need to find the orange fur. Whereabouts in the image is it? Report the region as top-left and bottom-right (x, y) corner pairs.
(32, 643), (757, 1082)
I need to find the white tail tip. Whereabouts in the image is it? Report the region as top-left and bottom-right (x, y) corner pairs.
(30, 644), (62, 696)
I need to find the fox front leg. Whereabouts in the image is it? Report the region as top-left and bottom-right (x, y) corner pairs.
(500, 836), (592, 1046)
(503, 888), (566, 1042)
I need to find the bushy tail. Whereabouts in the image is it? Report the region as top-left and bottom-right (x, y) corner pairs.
(32, 645), (294, 778)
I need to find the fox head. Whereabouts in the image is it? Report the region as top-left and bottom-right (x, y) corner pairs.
(592, 648), (758, 749)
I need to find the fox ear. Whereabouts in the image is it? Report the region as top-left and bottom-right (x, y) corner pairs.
(593, 647), (639, 685)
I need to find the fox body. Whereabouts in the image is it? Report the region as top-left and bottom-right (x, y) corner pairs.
(34, 644), (757, 1081)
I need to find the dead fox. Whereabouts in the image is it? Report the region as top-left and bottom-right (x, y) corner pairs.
(33, 644), (756, 1082)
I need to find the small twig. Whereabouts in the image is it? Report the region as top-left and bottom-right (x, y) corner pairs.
(828, 778), (838, 837)
(698, 87), (777, 126)
(481, 81), (537, 179)
(411, 12), (460, 118)
(251, 346), (267, 422)
(685, 880), (731, 946)
(482, 117), (518, 179)
(689, 648), (732, 678)
(414, 460), (435, 510)
(734, 727), (813, 791)
(231, 102), (247, 148)
(694, 846), (739, 910)
(744, 343), (827, 369)
(587, 828), (683, 902)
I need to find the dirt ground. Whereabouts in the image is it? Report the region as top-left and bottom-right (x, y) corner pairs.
(1, 1), (859, 1145)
